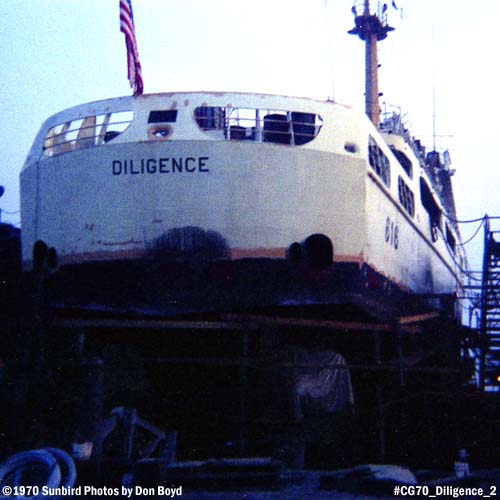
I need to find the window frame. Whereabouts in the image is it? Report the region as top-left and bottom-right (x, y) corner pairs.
(368, 136), (391, 187)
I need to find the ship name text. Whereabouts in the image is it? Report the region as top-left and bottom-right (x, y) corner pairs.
(112, 157), (210, 176)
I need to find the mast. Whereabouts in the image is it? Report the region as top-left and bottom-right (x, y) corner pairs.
(348, 1), (394, 128)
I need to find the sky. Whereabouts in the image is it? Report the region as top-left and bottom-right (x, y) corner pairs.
(1, 0), (499, 272)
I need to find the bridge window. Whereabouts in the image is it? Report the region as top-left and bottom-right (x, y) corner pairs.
(194, 106), (323, 145)
(390, 146), (413, 178)
(446, 224), (456, 253)
(42, 110), (133, 158)
(420, 177), (442, 242)
(398, 176), (415, 217)
(148, 110), (177, 123)
(368, 136), (391, 187)
(147, 110), (177, 141)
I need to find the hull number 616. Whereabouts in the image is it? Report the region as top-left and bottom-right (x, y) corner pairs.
(385, 217), (399, 249)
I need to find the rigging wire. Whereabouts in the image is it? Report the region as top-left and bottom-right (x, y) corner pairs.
(433, 220), (484, 285)
(433, 223), (481, 285)
(438, 214), (500, 284)
(1, 209), (20, 215)
(462, 267), (483, 283)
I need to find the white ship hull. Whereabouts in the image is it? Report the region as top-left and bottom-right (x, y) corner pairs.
(20, 92), (464, 314)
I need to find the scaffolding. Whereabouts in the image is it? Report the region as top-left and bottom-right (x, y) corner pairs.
(477, 216), (500, 390)
(2, 236), (499, 470)
(7, 291), (469, 469)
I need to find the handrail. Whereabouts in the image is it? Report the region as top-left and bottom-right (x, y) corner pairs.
(195, 106), (323, 146)
(351, 0), (390, 27)
(42, 115), (133, 158)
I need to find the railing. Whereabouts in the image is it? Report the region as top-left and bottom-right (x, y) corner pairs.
(379, 105), (428, 163)
(41, 105), (323, 158)
(42, 111), (133, 158)
(351, 0), (390, 27)
(195, 106), (323, 146)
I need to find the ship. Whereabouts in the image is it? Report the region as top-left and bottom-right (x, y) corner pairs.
(15, 0), (470, 467)
(20, 4), (465, 320)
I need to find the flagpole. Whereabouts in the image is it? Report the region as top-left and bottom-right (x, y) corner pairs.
(120, 0), (144, 96)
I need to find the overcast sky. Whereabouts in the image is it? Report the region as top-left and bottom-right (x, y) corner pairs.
(1, 0), (499, 270)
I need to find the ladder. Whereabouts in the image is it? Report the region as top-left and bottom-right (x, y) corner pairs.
(478, 216), (500, 390)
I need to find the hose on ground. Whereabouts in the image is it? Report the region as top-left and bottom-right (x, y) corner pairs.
(0, 448), (76, 500)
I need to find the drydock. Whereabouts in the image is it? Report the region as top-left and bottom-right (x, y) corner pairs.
(1, 0), (499, 495)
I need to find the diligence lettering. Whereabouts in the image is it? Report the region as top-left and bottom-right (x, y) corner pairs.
(112, 157), (210, 175)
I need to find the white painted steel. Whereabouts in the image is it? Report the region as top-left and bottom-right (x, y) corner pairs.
(20, 91), (464, 296)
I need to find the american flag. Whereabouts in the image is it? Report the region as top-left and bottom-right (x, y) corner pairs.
(120, 0), (144, 96)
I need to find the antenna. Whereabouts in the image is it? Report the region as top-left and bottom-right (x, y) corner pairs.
(325, 0), (335, 100)
(432, 23), (437, 151)
(0, 185), (4, 223)
(324, 0), (334, 100)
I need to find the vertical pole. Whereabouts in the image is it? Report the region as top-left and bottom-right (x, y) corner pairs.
(365, 32), (380, 128)
(479, 215), (490, 391)
(363, 0), (370, 15)
(431, 24), (437, 152)
(363, 0), (379, 128)
(349, 0), (393, 128)
(255, 109), (261, 142)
